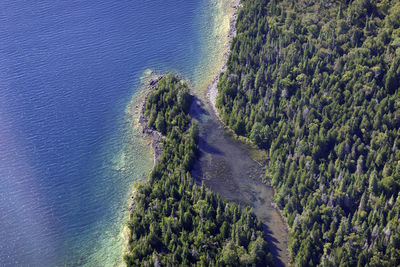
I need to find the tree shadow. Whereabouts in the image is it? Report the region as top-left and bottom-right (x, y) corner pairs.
(189, 95), (211, 121)
(198, 136), (224, 155)
(263, 223), (286, 267)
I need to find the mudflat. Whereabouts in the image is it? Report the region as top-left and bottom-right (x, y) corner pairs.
(191, 97), (289, 267)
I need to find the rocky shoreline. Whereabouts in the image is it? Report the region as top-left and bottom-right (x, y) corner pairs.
(136, 74), (165, 167)
(126, 74), (164, 214)
(206, 0), (241, 118)
(124, 74), (165, 257)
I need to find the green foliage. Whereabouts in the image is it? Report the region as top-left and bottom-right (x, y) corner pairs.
(125, 74), (273, 266)
(217, 0), (400, 265)
(146, 73), (191, 135)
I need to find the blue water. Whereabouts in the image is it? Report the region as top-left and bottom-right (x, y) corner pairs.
(0, 0), (222, 265)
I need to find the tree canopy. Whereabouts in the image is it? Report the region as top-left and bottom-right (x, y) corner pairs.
(217, 0), (400, 265)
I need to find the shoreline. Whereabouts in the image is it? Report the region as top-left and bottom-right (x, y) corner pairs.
(136, 74), (165, 168)
(123, 73), (165, 258)
(206, 0), (240, 118)
(124, 73), (198, 262)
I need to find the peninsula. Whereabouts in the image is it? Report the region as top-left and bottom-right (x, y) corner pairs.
(125, 0), (400, 266)
(124, 74), (273, 266)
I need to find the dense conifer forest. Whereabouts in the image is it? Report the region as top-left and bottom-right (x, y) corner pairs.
(216, 0), (400, 265)
(125, 74), (273, 266)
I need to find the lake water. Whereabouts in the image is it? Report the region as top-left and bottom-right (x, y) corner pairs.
(0, 0), (233, 265)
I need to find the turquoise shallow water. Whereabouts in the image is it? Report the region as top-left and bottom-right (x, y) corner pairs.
(0, 0), (228, 265)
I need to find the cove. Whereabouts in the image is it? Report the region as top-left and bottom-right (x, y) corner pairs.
(190, 97), (290, 266)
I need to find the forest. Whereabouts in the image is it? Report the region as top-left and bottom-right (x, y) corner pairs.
(216, 0), (400, 265)
(125, 74), (273, 266)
